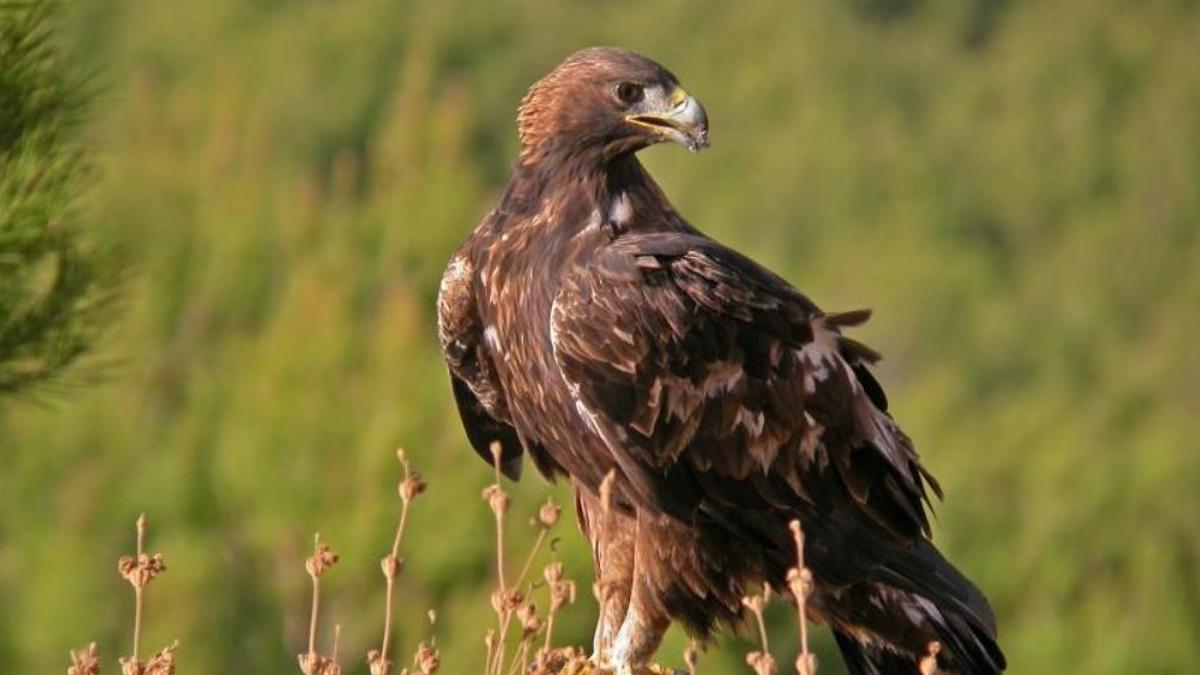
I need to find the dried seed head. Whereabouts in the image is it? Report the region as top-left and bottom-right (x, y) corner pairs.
(786, 566), (814, 600)
(507, 589), (524, 611)
(788, 519), (804, 546)
(306, 538), (339, 579)
(143, 642), (178, 675)
(548, 575), (576, 612)
(683, 641), (700, 675)
(483, 629), (496, 653)
(380, 554), (404, 579)
(537, 500), (561, 529)
(414, 641), (440, 674)
(118, 553), (166, 589)
(919, 641), (942, 675)
(543, 562), (564, 586)
(68, 642), (100, 675)
(795, 652), (818, 675)
(481, 484), (510, 517)
(366, 649), (391, 675)
(490, 588), (523, 614)
(517, 601), (542, 636)
(399, 472), (427, 503)
(299, 651), (341, 675)
(531, 646), (585, 675)
(745, 651), (777, 675)
(741, 586), (770, 614)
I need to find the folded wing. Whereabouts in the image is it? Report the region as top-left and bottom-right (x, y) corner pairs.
(550, 231), (941, 546)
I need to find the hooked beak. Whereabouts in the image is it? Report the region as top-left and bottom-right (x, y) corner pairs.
(626, 87), (710, 152)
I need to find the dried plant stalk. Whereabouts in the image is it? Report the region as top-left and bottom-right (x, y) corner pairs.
(787, 520), (817, 675)
(298, 534), (341, 675)
(483, 442), (516, 675)
(117, 515), (173, 675)
(369, 449), (428, 675)
(743, 583), (777, 675)
(482, 441), (571, 675)
(540, 562), (575, 654)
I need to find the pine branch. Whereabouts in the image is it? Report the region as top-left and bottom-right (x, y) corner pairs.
(0, 0), (122, 398)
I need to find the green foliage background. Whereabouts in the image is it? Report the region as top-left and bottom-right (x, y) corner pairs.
(2, 0), (1198, 672)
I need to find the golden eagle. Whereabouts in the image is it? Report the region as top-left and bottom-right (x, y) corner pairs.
(439, 47), (1005, 675)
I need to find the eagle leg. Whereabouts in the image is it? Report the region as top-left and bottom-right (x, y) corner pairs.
(606, 514), (670, 674)
(578, 488), (637, 665)
(594, 591), (630, 664)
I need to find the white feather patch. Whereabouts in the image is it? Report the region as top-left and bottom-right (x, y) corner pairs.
(608, 192), (632, 226)
(484, 325), (502, 352)
(439, 255), (470, 297)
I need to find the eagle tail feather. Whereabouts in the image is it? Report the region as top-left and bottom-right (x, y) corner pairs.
(929, 607), (1007, 675)
(881, 538), (999, 635)
(834, 597), (1005, 675)
(832, 630), (918, 675)
(874, 540), (1007, 674)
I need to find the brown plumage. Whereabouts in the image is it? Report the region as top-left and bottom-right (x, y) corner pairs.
(438, 47), (1005, 675)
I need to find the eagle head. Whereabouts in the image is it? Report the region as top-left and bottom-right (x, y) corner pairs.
(517, 47), (709, 164)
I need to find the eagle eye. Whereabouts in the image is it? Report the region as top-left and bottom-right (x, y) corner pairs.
(616, 81), (644, 106)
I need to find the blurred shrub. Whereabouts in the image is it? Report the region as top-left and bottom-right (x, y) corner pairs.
(1, 0), (1197, 673)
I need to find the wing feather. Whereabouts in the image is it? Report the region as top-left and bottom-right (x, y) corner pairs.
(551, 232), (938, 541)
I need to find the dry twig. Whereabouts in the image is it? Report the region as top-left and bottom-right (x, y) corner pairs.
(786, 520), (817, 675)
(743, 583), (777, 675)
(369, 448), (428, 675)
(298, 534), (341, 675)
(483, 442), (516, 675)
(117, 515), (175, 675)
